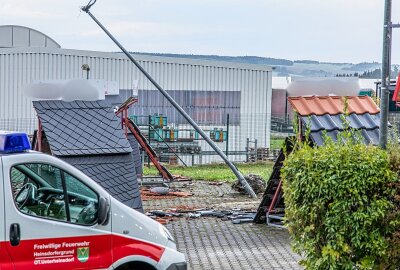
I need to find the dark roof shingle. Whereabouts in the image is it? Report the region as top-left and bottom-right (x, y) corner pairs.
(33, 100), (142, 211)
(309, 129), (380, 146)
(299, 111), (383, 147)
(62, 154), (143, 211)
(33, 100), (132, 156)
(301, 113), (381, 132)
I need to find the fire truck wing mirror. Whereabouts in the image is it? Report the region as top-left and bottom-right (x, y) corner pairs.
(98, 197), (110, 225)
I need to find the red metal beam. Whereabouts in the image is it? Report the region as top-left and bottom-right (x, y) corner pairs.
(267, 180), (282, 214)
(125, 118), (173, 181)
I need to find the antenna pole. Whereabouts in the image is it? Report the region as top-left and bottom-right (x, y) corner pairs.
(379, 0), (392, 149)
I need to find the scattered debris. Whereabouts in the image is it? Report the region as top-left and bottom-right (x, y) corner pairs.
(232, 174), (266, 194)
(231, 213), (257, 224)
(208, 181), (224, 186)
(172, 174), (192, 182)
(149, 186), (169, 195)
(188, 213), (201, 218)
(169, 205), (203, 212)
(141, 188), (193, 201)
(154, 217), (176, 225)
(180, 182), (194, 188)
(148, 210), (183, 218)
(168, 191), (193, 197)
(147, 207), (257, 225)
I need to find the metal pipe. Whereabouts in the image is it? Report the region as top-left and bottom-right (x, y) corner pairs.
(379, 0), (392, 149)
(225, 114), (229, 156)
(81, 4), (256, 197)
(148, 115), (151, 167)
(148, 124), (188, 167)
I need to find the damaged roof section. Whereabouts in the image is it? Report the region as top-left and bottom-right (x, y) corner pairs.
(33, 100), (143, 212)
(288, 96), (383, 146)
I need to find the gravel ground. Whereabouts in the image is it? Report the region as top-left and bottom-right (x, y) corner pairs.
(142, 181), (302, 270)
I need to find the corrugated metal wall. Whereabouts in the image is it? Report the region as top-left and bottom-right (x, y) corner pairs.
(0, 47), (272, 162)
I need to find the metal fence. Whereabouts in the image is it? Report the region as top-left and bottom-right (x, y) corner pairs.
(0, 112), (291, 165)
(389, 112), (400, 135)
(0, 118), (37, 134)
(143, 112), (295, 165)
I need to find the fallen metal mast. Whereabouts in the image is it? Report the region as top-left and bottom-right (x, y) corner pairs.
(81, 0), (256, 198)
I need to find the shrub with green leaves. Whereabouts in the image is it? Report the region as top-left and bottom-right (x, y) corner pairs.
(385, 143), (400, 269)
(282, 138), (397, 269)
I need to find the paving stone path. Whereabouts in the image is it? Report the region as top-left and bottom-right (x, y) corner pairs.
(143, 181), (302, 270)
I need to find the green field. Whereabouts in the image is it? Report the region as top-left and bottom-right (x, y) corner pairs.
(143, 162), (274, 182)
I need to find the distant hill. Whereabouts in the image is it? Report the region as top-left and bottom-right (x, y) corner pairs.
(131, 52), (294, 66)
(129, 52), (384, 77)
(342, 62), (380, 71)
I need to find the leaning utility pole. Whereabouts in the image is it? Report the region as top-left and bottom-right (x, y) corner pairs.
(379, 0), (392, 149)
(81, 0), (257, 198)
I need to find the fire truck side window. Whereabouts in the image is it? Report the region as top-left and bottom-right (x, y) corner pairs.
(10, 164), (67, 221)
(10, 163), (99, 225)
(63, 172), (98, 225)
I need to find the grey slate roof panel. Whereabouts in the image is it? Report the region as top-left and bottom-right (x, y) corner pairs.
(310, 129), (381, 146)
(302, 112), (383, 146)
(33, 100), (132, 156)
(61, 153), (143, 212)
(309, 130), (340, 146)
(301, 113), (381, 132)
(361, 129), (380, 145)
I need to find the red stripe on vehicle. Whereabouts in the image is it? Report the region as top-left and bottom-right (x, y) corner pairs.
(112, 234), (165, 263)
(0, 242), (14, 270)
(3, 234), (164, 269)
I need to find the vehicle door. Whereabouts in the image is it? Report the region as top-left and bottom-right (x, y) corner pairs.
(0, 157), (14, 270)
(3, 154), (112, 269)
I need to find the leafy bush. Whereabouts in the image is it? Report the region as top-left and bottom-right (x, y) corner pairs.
(282, 138), (398, 269)
(384, 143), (400, 269)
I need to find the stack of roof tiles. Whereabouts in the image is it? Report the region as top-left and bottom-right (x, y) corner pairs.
(288, 96), (382, 146)
(255, 96), (383, 225)
(33, 100), (143, 212)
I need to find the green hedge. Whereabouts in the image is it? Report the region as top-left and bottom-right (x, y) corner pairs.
(282, 139), (398, 269)
(386, 144), (400, 268)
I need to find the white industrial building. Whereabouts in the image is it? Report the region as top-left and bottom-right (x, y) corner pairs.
(0, 25), (273, 163)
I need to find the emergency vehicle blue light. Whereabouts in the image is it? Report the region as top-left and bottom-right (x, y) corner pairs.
(0, 131), (31, 153)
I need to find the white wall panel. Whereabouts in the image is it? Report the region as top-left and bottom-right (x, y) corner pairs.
(0, 47), (272, 150)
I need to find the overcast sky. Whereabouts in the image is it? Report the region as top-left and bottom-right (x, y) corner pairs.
(0, 0), (399, 64)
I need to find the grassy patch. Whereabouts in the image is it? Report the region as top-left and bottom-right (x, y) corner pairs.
(270, 137), (285, 149)
(143, 162), (273, 182)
